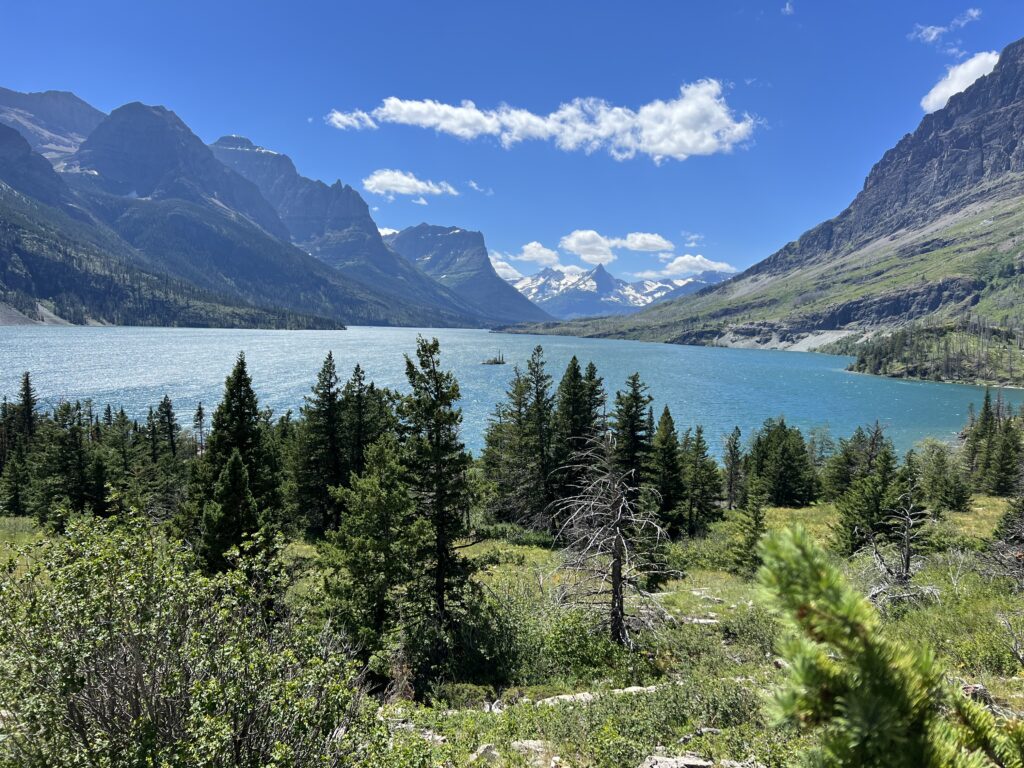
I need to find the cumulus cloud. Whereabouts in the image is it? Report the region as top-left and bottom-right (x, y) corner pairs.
(633, 253), (737, 279)
(489, 254), (523, 281)
(921, 51), (998, 112)
(378, 226), (399, 236)
(558, 229), (676, 265)
(362, 169), (459, 200)
(326, 80), (754, 163)
(680, 230), (705, 248)
(506, 241), (561, 267)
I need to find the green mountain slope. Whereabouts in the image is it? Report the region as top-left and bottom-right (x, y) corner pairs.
(532, 35), (1024, 382)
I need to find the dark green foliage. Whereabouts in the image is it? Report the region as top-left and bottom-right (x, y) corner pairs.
(762, 525), (1024, 767)
(723, 426), (744, 510)
(746, 417), (817, 507)
(293, 352), (345, 534)
(399, 336), (476, 681)
(821, 422), (895, 501)
(679, 425), (722, 538)
(323, 435), (417, 659)
(200, 448), (258, 571)
(611, 372), (653, 491)
(732, 477), (768, 577)
(648, 406), (684, 537)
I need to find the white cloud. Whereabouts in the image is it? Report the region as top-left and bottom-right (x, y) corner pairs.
(325, 109), (375, 130)
(632, 253), (737, 279)
(362, 169), (459, 200)
(507, 241), (561, 267)
(910, 8), (982, 52)
(680, 230), (705, 248)
(489, 254), (523, 281)
(326, 80), (754, 163)
(921, 51), (998, 112)
(558, 229), (676, 265)
(378, 226), (398, 236)
(468, 179), (494, 195)
(411, 196), (429, 206)
(781, 1), (794, 15)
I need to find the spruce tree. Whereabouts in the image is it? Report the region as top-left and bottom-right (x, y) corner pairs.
(201, 448), (258, 571)
(156, 396), (178, 458)
(339, 363), (395, 480)
(649, 406), (684, 537)
(611, 372), (653, 491)
(17, 371), (36, 440)
(732, 477), (767, 577)
(681, 425), (722, 537)
(0, 442), (28, 517)
(986, 419), (1021, 496)
(399, 337), (474, 674)
(723, 426), (744, 509)
(294, 353), (344, 533)
(552, 356), (600, 497)
(192, 403), (206, 455)
(324, 435), (416, 656)
(524, 346), (556, 510)
(482, 368), (541, 524)
(583, 361), (607, 434)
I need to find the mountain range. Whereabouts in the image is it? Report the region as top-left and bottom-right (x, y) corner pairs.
(536, 35), (1024, 362)
(0, 89), (552, 328)
(512, 264), (729, 320)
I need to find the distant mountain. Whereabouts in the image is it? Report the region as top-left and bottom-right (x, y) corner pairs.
(0, 124), (326, 328)
(0, 96), (481, 328)
(538, 34), (1024, 360)
(209, 135), (489, 325)
(384, 223), (550, 324)
(512, 264), (728, 319)
(0, 86), (105, 162)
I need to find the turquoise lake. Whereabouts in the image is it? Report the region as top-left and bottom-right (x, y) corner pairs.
(2, 326), (1021, 455)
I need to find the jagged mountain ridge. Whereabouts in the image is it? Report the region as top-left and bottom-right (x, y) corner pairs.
(537, 35), (1024, 346)
(0, 86), (105, 162)
(513, 264), (728, 319)
(0, 97), (477, 327)
(209, 136), (490, 325)
(383, 223), (550, 324)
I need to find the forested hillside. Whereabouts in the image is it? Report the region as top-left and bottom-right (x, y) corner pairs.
(3, 341), (1024, 766)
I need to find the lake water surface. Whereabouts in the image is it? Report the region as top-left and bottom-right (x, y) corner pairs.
(2, 326), (1022, 455)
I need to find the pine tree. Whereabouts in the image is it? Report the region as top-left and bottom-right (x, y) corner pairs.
(202, 352), (280, 518)
(611, 373), (653, 492)
(192, 402), (206, 455)
(399, 337), (474, 674)
(986, 418), (1021, 496)
(583, 361), (607, 434)
(339, 363), (395, 480)
(200, 448), (258, 571)
(747, 418), (818, 507)
(762, 525), (1024, 767)
(156, 396), (178, 458)
(482, 368), (541, 524)
(648, 406), (684, 537)
(732, 477), (767, 577)
(552, 356), (600, 497)
(324, 435), (417, 656)
(0, 441), (28, 516)
(723, 426), (744, 510)
(681, 425), (722, 537)
(17, 371), (36, 440)
(523, 346), (556, 510)
(294, 353), (344, 534)
(834, 472), (889, 556)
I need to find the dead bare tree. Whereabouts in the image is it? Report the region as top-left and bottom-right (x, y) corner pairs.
(866, 489), (938, 608)
(552, 435), (676, 647)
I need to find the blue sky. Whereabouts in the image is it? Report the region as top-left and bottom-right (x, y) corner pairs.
(2, 1), (1020, 280)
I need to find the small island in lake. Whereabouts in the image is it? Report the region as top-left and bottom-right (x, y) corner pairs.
(481, 351), (506, 365)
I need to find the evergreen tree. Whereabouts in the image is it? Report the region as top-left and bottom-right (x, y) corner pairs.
(324, 435), (417, 656)
(552, 356), (601, 497)
(201, 448), (258, 571)
(0, 441), (28, 516)
(156, 396), (178, 458)
(338, 363), (396, 480)
(399, 337), (474, 675)
(747, 417), (817, 507)
(680, 425), (722, 537)
(482, 368), (541, 524)
(834, 472), (889, 556)
(648, 406), (684, 536)
(524, 345), (556, 509)
(202, 352), (281, 518)
(192, 402), (206, 455)
(723, 426), (744, 510)
(611, 373), (653, 492)
(583, 361), (607, 434)
(294, 352), (344, 534)
(732, 477), (767, 577)
(17, 371), (36, 441)
(986, 418), (1021, 496)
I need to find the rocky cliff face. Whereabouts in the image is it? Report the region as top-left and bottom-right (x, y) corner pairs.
(385, 223), (551, 323)
(209, 136), (488, 324)
(755, 37), (1024, 277)
(69, 105), (288, 239)
(0, 123), (67, 207)
(0, 87), (105, 162)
